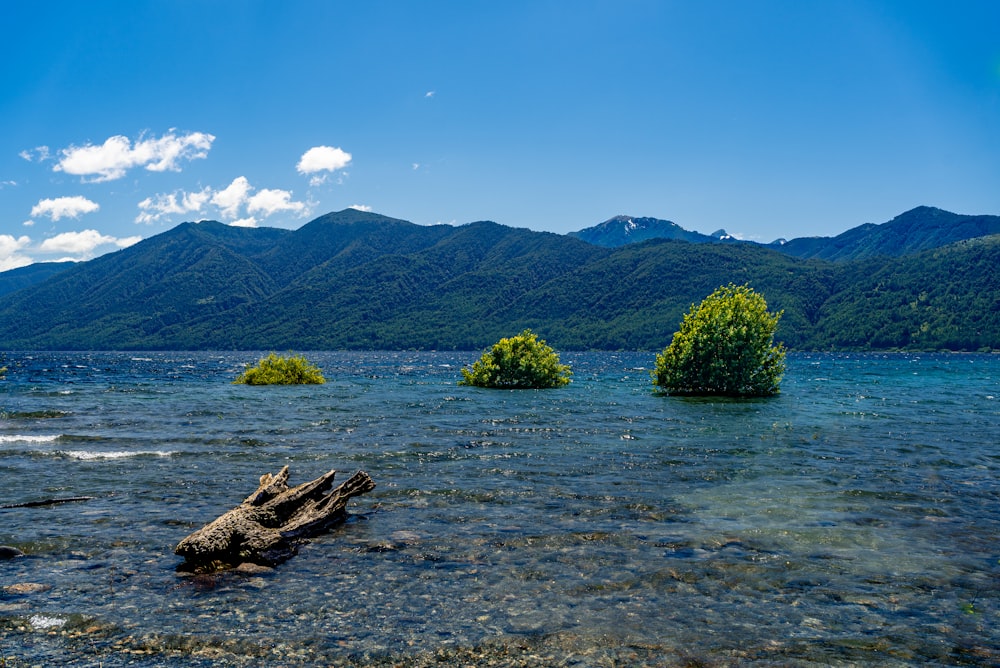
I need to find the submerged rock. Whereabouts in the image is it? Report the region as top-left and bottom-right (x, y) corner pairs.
(4, 582), (51, 595)
(0, 546), (25, 559)
(233, 562), (274, 575)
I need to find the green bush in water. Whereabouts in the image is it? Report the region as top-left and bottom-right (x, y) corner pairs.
(233, 353), (326, 385)
(459, 329), (571, 389)
(653, 284), (785, 397)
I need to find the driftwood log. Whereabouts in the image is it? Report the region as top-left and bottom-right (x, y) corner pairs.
(175, 466), (374, 572)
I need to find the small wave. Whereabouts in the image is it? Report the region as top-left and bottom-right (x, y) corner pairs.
(0, 434), (61, 444)
(55, 450), (176, 460)
(30, 614), (66, 630)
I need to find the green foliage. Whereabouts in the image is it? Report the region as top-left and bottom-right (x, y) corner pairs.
(653, 284), (786, 397)
(459, 329), (572, 388)
(233, 353), (326, 385)
(0, 261), (74, 298)
(0, 208), (997, 352)
(797, 236), (1000, 351)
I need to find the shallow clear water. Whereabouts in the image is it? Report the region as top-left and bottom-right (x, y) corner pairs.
(1, 352), (998, 666)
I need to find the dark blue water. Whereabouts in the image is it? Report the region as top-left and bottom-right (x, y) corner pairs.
(1, 352), (997, 666)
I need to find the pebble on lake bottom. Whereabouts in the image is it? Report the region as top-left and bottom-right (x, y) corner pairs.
(3, 583), (52, 595)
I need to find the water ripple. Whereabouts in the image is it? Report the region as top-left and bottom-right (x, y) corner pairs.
(0, 351), (997, 666)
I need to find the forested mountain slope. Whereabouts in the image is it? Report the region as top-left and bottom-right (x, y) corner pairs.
(0, 209), (996, 351)
(769, 206), (1000, 261)
(800, 235), (1000, 350)
(572, 206), (1000, 262)
(0, 261), (74, 297)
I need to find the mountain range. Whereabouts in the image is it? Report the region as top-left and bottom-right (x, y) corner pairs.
(0, 206), (997, 351)
(568, 215), (732, 246)
(572, 205), (1000, 260)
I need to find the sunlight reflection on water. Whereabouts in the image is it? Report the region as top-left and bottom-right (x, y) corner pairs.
(1, 351), (998, 665)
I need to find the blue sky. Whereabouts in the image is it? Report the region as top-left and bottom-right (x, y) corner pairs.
(2, 1), (998, 268)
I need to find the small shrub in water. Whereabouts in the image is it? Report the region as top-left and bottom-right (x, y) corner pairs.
(233, 353), (326, 385)
(653, 283), (785, 397)
(459, 329), (571, 389)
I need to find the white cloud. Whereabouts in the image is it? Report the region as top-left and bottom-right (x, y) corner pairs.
(0, 228), (141, 267)
(211, 176), (251, 219)
(297, 146), (352, 176)
(116, 235), (143, 248)
(39, 230), (117, 254)
(349, 204), (372, 212)
(0, 256), (32, 271)
(136, 187), (212, 224)
(0, 180), (17, 188)
(19, 146), (50, 162)
(0, 235), (31, 254)
(228, 217), (258, 228)
(247, 188), (307, 216)
(137, 132), (215, 173)
(54, 130), (215, 182)
(30, 196), (100, 221)
(182, 188), (212, 211)
(0, 234), (32, 271)
(425, 91), (435, 98)
(136, 175), (307, 226)
(38, 230), (140, 258)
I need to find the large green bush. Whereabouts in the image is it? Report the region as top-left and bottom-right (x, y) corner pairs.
(653, 284), (785, 397)
(459, 329), (572, 389)
(233, 353), (326, 385)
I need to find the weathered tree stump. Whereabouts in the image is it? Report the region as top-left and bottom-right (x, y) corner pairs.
(175, 466), (374, 572)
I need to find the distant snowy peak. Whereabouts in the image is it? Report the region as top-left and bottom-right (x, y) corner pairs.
(606, 215), (659, 234)
(571, 215), (719, 247)
(573, 205), (1000, 256)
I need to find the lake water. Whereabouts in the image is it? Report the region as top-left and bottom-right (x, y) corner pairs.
(0, 352), (997, 666)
